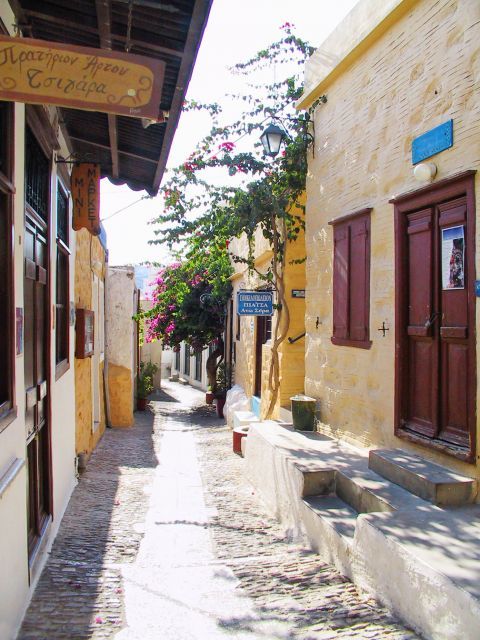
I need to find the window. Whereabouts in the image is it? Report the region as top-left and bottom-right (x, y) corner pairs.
(175, 348), (180, 371)
(194, 351), (202, 381)
(330, 208), (372, 349)
(183, 344), (190, 376)
(55, 184), (70, 376)
(26, 128), (49, 221)
(0, 102), (15, 430)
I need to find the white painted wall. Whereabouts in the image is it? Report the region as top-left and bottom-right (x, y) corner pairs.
(0, 7), (76, 635)
(106, 268), (137, 371)
(170, 342), (209, 391)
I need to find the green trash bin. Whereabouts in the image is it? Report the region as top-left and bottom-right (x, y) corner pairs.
(290, 395), (317, 431)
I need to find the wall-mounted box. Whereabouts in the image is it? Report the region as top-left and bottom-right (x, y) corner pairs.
(75, 308), (94, 358)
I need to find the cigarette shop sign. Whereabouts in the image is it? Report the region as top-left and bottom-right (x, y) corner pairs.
(0, 36), (165, 120)
(237, 291), (273, 316)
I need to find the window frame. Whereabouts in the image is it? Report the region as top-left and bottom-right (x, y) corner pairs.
(329, 208), (372, 350)
(0, 100), (16, 433)
(183, 344), (191, 376)
(55, 181), (70, 379)
(194, 350), (202, 381)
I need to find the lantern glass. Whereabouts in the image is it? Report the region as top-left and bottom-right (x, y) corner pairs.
(260, 123), (286, 157)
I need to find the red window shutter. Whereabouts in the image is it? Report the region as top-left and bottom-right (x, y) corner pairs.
(333, 224), (349, 339)
(349, 216), (370, 342)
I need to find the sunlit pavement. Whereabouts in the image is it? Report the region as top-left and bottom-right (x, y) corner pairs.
(18, 381), (417, 639)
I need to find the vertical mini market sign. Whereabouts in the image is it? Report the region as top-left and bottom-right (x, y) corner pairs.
(0, 36), (165, 120)
(71, 164), (101, 236)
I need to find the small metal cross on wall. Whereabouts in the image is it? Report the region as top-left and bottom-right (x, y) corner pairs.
(377, 321), (390, 337)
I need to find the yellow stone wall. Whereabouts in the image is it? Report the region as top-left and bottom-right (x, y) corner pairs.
(231, 201), (306, 418)
(74, 228), (107, 456)
(107, 363), (134, 427)
(302, 0), (480, 477)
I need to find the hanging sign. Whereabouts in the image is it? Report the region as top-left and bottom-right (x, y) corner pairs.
(71, 164), (101, 236)
(0, 36), (165, 120)
(237, 291), (273, 316)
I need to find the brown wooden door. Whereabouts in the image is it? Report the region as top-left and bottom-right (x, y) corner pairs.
(25, 213), (51, 558)
(397, 177), (475, 455)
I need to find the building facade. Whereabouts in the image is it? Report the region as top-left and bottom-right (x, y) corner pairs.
(298, 0), (480, 478)
(229, 207), (306, 419)
(106, 267), (139, 428)
(74, 228), (108, 463)
(0, 1), (213, 635)
(0, 7), (77, 638)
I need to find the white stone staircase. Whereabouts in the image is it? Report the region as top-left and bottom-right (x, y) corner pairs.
(243, 421), (480, 640)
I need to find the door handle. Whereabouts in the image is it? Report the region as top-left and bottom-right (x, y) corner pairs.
(424, 311), (440, 329)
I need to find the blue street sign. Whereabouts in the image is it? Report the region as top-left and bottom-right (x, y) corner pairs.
(412, 120), (453, 164)
(237, 290), (273, 316)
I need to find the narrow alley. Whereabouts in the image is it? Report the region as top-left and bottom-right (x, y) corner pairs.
(18, 381), (418, 640)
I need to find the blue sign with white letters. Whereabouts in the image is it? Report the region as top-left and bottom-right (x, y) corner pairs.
(412, 120), (453, 164)
(237, 290), (273, 316)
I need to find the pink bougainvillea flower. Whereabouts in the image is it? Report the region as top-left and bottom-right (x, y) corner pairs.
(218, 141), (235, 152)
(95, 617), (103, 624)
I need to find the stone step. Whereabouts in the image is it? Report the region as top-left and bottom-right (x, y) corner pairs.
(298, 464), (429, 514)
(369, 448), (478, 506)
(303, 495), (357, 540)
(233, 410), (258, 430)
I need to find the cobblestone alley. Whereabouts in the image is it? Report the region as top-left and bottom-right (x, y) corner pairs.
(18, 381), (419, 639)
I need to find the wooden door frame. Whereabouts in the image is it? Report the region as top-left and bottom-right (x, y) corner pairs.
(24, 111), (55, 567)
(0, 100), (17, 433)
(392, 170), (476, 463)
(254, 316), (263, 398)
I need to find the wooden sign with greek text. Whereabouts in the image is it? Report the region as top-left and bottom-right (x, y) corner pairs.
(0, 36), (165, 120)
(71, 164), (101, 236)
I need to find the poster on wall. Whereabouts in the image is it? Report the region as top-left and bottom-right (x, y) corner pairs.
(442, 226), (465, 290)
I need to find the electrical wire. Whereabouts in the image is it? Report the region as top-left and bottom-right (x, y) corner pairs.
(100, 197), (145, 221)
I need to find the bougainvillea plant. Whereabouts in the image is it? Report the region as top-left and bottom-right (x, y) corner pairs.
(141, 239), (232, 390)
(150, 25), (315, 417)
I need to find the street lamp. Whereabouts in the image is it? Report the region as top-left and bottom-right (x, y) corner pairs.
(260, 123), (287, 157)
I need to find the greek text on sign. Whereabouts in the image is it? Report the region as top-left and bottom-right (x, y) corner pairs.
(0, 36), (165, 120)
(71, 164), (101, 236)
(237, 291), (273, 316)
(412, 120), (453, 164)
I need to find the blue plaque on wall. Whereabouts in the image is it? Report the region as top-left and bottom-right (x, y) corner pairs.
(237, 290), (273, 316)
(412, 120), (453, 164)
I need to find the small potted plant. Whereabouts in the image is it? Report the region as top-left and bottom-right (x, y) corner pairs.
(137, 361), (156, 410)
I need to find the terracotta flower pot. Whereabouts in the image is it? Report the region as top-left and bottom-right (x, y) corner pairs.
(206, 391), (214, 405)
(137, 397), (148, 411)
